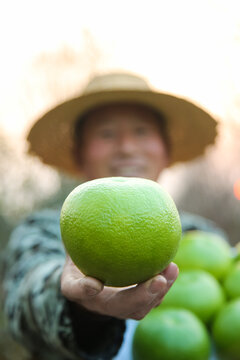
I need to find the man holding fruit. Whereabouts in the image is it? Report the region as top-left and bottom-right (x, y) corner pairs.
(2, 72), (223, 360)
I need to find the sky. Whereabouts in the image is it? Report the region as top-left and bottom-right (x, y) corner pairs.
(1, 0), (240, 138)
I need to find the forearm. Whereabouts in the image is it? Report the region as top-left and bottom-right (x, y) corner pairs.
(67, 301), (126, 359)
(2, 210), (125, 360)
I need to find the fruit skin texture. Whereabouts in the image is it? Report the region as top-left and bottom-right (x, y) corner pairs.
(159, 269), (225, 324)
(132, 308), (210, 360)
(223, 261), (240, 300)
(212, 298), (240, 360)
(60, 177), (181, 287)
(173, 230), (232, 280)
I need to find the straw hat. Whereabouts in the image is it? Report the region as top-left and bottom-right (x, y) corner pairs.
(27, 72), (218, 177)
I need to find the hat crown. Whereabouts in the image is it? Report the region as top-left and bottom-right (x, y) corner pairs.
(83, 72), (151, 94)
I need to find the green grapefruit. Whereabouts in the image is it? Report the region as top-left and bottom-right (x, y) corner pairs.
(132, 308), (210, 360)
(159, 269), (225, 324)
(173, 230), (232, 280)
(212, 298), (240, 360)
(60, 177), (181, 286)
(223, 261), (240, 300)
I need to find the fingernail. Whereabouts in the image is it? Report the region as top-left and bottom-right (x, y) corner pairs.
(164, 263), (179, 285)
(148, 275), (167, 294)
(85, 286), (99, 296)
(167, 279), (175, 286)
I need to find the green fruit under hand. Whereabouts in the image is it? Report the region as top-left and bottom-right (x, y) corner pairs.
(174, 230), (232, 280)
(159, 269), (225, 324)
(132, 308), (211, 360)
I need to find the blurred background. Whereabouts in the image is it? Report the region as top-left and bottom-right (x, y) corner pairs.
(0, 0), (240, 358)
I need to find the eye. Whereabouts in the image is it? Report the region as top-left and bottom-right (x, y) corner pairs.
(98, 128), (116, 139)
(135, 126), (149, 136)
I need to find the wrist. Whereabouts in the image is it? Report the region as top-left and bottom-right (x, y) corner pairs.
(68, 300), (113, 322)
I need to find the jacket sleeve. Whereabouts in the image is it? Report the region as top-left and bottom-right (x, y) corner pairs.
(2, 209), (125, 360)
(180, 210), (229, 240)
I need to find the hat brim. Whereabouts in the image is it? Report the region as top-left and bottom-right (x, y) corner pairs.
(27, 89), (218, 177)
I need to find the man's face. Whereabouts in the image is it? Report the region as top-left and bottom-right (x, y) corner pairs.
(76, 104), (169, 181)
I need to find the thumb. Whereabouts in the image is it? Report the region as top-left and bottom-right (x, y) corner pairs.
(80, 276), (104, 297)
(61, 275), (104, 301)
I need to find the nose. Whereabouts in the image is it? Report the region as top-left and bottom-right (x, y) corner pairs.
(116, 132), (138, 155)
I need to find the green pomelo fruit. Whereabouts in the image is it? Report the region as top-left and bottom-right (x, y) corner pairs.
(174, 230), (232, 280)
(160, 269), (225, 324)
(223, 261), (240, 300)
(132, 308), (210, 360)
(60, 177), (181, 286)
(212, 298), (240, 360)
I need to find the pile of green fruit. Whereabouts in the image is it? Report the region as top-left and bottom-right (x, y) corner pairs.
(132, 230), (240, 360)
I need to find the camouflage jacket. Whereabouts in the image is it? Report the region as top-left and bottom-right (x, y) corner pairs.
(2, 209), (226, 360)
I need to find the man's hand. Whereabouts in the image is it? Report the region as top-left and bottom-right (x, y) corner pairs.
(61, 254), (178, 320)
